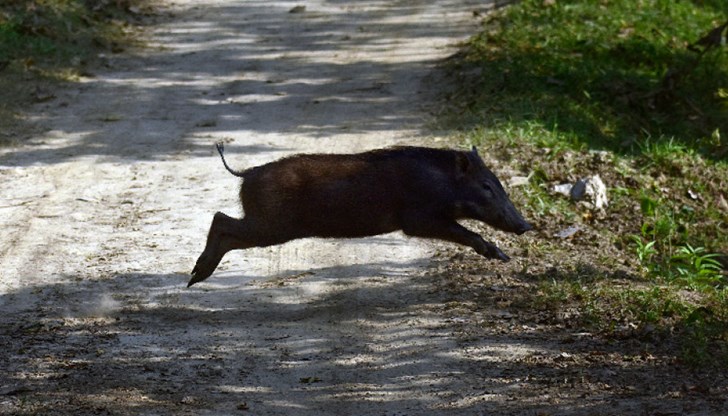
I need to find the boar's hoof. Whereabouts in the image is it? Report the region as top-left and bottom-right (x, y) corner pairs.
(187, 271), (207, 288)
(493, 250), (511, 262)
(189, 254), (218, 287)
(485, 244), (510, 262)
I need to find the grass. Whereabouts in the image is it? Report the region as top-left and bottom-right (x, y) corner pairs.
(444, 0), (728, 366)
(0, 0), (150, 144)
(531, 270), (728, 366)
(446, 0), (728, 158)
(0, 0), (148, 67)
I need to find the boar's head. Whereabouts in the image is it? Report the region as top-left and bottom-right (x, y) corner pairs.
(455, 147), (533, 235)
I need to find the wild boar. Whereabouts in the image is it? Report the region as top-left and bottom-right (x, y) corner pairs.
(189, 143), (532, 287)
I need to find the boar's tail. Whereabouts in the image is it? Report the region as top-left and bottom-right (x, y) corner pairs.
(216, 142), (246, 178)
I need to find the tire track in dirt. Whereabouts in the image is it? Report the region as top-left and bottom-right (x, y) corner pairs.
(0, 1), (502, 414)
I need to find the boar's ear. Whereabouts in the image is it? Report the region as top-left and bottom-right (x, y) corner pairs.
(456, 151), (475, 176)
(471, 146), (479, 156)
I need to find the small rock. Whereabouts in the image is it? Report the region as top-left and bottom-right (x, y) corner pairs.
(554, 225), (580, 239)
(719, 194), (728, 212)
(570, 179), (586, 201)
(584, 175), (608, 210)
(289, 5), (306, 13)
(181, 395), (198, 405)
(507, 176), (530, 187)
(553, 175), (608, 211)
(552, 183), (572, 196)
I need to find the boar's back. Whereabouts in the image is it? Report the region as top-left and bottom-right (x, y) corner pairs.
(239, 147), (461, 239)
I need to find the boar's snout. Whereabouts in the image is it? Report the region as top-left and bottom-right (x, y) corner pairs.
(499, 217), (532, 235)
(493, 203), (533, 236)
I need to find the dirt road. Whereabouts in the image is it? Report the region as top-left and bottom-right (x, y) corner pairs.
(0, 1), (508, 414)
(4, 1), (728, 415)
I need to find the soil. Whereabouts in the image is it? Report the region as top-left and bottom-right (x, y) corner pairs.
(1, 1), (727, 415)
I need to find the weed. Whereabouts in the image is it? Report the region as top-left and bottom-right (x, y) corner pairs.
(671, 244), (725, 289)
(630, 235), (657, 269)
(636, 136), (691, 172)
(631, 193), (724, 289)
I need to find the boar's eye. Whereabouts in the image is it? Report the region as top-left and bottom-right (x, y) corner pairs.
(482, 183), (493, 193)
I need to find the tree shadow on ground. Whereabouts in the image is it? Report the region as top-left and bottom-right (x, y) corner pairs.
(2, 258), (726, 415)
(0, 0), (498, 167)
(429, 254), (728, 415)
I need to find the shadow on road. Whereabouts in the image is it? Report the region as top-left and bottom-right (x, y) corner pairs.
(0, 0), (495, 167)
(3, 258), (717, 414)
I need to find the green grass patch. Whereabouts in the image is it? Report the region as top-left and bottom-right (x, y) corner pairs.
(0, 0), (151, 144)
(0, 0), (147, 68)
(447, 0), (727, 158)
(533, 272), (728, 366)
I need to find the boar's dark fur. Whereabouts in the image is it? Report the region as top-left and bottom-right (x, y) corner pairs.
(189, 143), (532, 287)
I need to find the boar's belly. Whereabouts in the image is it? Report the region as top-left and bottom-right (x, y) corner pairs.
(271, 177), (404, 238)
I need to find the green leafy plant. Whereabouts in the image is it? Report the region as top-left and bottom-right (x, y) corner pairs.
(629, 190), (724, 290)
(671, 244), (725, 289)
(631, 231), (724, 290)
(630, 235), (658, 271)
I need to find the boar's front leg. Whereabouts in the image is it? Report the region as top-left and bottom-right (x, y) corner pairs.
(189, 212), (286, 287)
(401, 215), (510, 262)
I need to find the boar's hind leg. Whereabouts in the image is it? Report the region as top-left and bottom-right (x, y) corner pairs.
(189, 212), (284, 287)
(401, 217), (510, 262)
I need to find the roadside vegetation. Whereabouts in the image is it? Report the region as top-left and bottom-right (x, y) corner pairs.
(0, 0), (152, 144)
(443, 0), (727, 367)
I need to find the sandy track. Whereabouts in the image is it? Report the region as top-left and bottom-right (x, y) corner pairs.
(0, 1), (505, 414)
